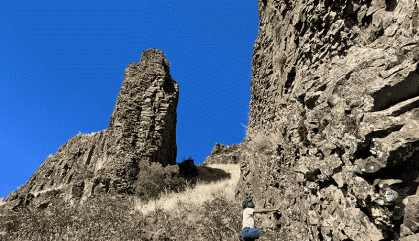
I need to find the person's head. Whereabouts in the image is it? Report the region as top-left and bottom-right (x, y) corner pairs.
(246, 201), (255, 209)
(242, 197), (255, 209)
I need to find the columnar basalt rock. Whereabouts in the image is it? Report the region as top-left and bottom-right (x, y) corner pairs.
(3, 48), (179, 212)
(234, 0), (419, 240)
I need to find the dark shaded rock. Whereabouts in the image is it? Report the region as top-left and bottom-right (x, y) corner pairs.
(233, 0), (419, 240)
(177, 157), (198, 179)
(2, 48), (179, 212)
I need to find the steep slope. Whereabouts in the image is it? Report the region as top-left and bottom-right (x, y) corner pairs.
(235, 0), (419, 240)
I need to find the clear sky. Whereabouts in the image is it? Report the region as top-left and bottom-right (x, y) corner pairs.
(0, 0), (258, 199)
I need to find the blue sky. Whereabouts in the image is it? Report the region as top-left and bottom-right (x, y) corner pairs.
(0, 0), (258, 199)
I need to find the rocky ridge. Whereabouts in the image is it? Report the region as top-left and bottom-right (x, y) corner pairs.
(3, 48), (180, 212)
(234, 0), (419, 240)
(202, 143), (243, 166)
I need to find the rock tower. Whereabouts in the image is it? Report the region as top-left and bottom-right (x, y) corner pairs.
(4, 48), (179, 211)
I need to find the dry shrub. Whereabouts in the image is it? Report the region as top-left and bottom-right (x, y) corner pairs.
(195, 197), (243, 240)
(133, 159), (192, 204)
(247, 131), (285, 156)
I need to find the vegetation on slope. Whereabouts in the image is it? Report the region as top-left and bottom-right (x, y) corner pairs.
(0, 130), (289, 240)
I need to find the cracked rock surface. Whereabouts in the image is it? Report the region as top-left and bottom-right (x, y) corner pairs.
(2, 48), (179, 212)
(202, 143), (243, 166)
(233, 0), (419, 240)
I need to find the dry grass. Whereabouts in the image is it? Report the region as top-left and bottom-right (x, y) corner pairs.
(134, 163), (241, 218)
(0, 163), (246, 241)
(129, 129), (282, 221)
(0, 131), (285, 240)
(76, 130), (105, 137)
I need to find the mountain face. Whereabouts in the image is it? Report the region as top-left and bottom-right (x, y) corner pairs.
(234, 0), (419, 240)
(202, 143), (242, 166)
(5, 48), (179, 211)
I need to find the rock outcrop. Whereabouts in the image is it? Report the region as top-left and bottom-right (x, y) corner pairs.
(234, 0), (419, 240)
(4, 48), (179, 212)
(201, 143), (243, 166)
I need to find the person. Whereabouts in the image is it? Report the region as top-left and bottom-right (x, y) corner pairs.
(241, 197), (279, 240)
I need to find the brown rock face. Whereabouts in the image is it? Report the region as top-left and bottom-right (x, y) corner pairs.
(234, 0), (419, 240)
(4, 48), (179, 211)
(202, 143), (243, 166)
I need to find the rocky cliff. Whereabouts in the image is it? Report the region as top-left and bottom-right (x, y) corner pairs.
(234, 0), (419, 240)
(201, 143), (243, 166)
(4, 48), (180, 211)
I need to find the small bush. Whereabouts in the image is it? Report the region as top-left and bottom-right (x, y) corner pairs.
(133, 160), (190, 203)
(69, 193), (143, 240)
(178, 156), (198, 179)
(247, 131), (285, 156)
(196, 197), (242, 240)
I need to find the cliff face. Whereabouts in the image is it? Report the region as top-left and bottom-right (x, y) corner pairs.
(5, 48), (179, 211)
(235, 0), (419, 240)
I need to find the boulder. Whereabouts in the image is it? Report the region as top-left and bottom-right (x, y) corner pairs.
(234, 0), (419, 240)
(2, 48), (179, 212)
